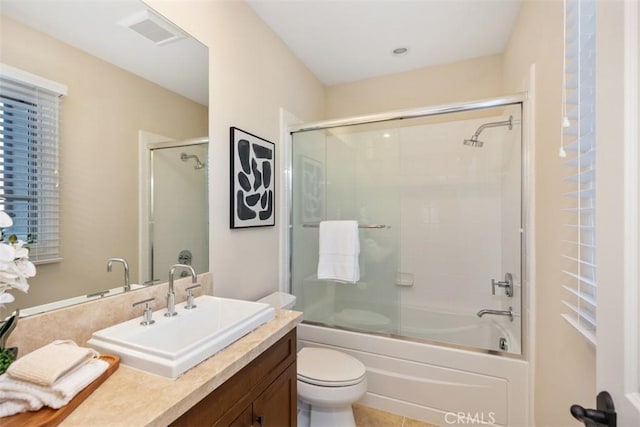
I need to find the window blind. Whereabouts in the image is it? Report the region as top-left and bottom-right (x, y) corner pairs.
(561, 0), (597, 344)
(0, 66), (65, 263)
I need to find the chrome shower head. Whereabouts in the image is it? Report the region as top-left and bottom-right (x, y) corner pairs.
(463, 115), (513, 148)
(463, 137), (484, 148)
(181, 152), (206, 169)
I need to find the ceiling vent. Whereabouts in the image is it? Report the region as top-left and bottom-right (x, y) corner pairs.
(118, 9), (186, 46)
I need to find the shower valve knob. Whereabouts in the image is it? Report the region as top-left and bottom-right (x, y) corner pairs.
(491, 273), (514, 297)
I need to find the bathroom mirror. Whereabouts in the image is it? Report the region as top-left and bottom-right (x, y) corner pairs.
(0, 0), (209, 315)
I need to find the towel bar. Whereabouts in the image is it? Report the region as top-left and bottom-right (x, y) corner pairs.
(302, 223), (390, 229)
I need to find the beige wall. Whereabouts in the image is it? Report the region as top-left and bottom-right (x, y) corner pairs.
(0, 15), (208, 311)
(502, 1), (596, 426)
(325, 54), (504, 119)
(147, 0), (326, 301)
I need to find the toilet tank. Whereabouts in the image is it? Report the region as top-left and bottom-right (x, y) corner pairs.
(257, 291), (296, 310)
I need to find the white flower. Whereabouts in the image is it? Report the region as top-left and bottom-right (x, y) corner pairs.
(0, 290), (15, 309)
(0, 242), (15, 262)
(0, 243), (34, 293)
(0, 212), (36, 307)
(0, 211), (12, 228)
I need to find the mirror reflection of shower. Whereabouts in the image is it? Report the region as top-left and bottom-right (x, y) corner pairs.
(181, 152), (206, 169)
(142, 137), (209, 285)
(463, 115), (514, 148)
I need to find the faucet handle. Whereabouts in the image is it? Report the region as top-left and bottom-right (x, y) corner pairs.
(491, 273), (514, 297)
(133, 298), (155, 325)
(185, 284), (201, 310)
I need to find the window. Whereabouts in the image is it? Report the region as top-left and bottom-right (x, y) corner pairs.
(0, 64), (66, 263)
(560, 0), (597, 344)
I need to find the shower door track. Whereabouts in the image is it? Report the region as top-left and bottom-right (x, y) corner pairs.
(289, 93), (527, 133)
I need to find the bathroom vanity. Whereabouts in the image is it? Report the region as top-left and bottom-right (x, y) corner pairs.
(5, 273), (302, 426)
(58, 309), (301, 426)
(171, 328), (297, 426)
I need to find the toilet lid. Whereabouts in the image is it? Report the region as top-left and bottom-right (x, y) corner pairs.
(297, 347), (366, 387)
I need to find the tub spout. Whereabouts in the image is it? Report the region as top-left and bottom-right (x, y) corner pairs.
(477, 306), (514, 322)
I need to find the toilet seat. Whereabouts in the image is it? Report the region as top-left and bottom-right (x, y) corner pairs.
(297, 347), (366, 387)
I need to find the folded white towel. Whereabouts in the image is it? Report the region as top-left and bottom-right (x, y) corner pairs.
(0, 390), (41, 417)
(0, 357), (109, 417)
(7, 340), (99, 386)
(317, 220), (360, 283)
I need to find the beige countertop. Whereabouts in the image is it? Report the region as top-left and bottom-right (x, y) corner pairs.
(60, 309), (302, 427)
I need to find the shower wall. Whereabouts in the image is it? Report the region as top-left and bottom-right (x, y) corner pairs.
(398, 115), (520, 306)
(396, 113), (521, 347)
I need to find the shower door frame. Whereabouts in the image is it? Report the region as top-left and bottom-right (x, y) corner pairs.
(285, 93), (532, 360)
(145, 137), (208, 284)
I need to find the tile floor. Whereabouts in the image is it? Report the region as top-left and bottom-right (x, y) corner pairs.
(353, 404), (439, 427)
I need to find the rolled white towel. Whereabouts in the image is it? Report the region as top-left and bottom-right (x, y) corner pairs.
(0, 357), (108, 417)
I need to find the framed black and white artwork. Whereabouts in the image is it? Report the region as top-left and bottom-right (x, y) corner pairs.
(230, 127), (275, 228)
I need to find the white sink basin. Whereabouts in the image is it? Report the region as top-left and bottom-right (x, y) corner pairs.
(87, 295), (275, 379)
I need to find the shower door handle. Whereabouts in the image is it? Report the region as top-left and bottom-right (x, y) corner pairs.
(571, 391), (616, 427)
(491, 273), (514, 297)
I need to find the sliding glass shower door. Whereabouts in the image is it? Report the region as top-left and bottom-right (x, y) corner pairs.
(291, 125), (402, 334)
(290, 103), (523, 354)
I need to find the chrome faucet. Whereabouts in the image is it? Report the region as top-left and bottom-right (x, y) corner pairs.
(477, 306), (514, 322)
(165, 263), (197, 317)
(133, 297), (155, 326)
(107, 258), (130, 292)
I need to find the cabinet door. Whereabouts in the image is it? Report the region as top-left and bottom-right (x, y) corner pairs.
(253, 363), (297, 427)
(230, 405), (253, 427)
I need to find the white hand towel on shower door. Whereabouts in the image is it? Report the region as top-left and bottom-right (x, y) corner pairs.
(317, 220), (360, 283)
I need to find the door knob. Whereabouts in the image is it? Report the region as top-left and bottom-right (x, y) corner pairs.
(570, 391), (616, 427)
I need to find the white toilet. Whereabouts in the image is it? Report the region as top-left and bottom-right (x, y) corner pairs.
(257, 292), (367, 427)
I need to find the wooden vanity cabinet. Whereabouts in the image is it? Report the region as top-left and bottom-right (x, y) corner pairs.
(171, 329), (297, 427)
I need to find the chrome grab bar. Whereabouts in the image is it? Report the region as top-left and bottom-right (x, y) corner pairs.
(477, 306), (514, 322)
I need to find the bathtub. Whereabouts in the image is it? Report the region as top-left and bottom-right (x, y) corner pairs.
(398, 304), (521, 354)
(310, 302), (521, 354)
(297, 308), (528, 426)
